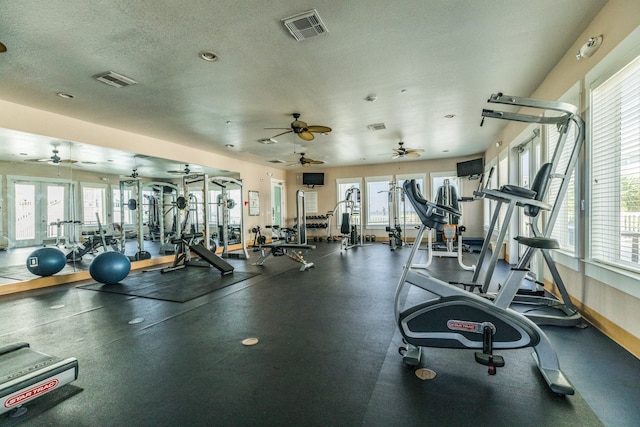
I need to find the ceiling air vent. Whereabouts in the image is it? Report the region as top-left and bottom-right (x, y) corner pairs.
(268, 159), (286, 164)
(282, 9), (328, 41)
(367, 123), (387, 131)
(94, 71), (138, 88)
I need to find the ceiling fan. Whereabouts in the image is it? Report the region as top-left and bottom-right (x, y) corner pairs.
(29, 148), (78, 164)
(289, 153), (324, 167)
(266, 113), (332, 141)
(392, 142), (424, 159)
(167, 164), (192, 174)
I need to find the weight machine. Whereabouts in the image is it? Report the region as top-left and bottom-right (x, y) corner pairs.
(382, 182), (406, 251)
(144, 182), (181, 254)
(327, 186), (363, 250)
(413, 179), (475, 271)
(182, 174), (248, 260)
(118, 179), (150, 260)
(254, 190), (315, 271)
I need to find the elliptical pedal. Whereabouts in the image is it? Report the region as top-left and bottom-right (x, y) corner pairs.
(474, 324), (505, 375)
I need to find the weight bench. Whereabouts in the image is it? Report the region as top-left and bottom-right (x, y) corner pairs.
(253, 243), (316, 271)
(161, 233), (234, 275)
(1, 342), (78, 417)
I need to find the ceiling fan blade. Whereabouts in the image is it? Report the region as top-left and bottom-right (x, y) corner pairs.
(391, 154), (401, 159)
(302, 162), (310, 167)
(59, 159), (78, 164)
(392, 148), (404, 154)
(307, 126), (332, 133)
(408, 148), (425, 153)
(309, 160), (324, 164)
(269, 130), (293, 139)
(298, 131), (315, 141)
(406, 152), (421, 158)
(264, 127), (291, 130)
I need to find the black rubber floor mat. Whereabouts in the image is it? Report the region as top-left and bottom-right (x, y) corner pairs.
(79, 268), (259, 302)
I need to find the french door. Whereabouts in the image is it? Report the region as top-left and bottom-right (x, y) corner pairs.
(11, 179), (72, 248)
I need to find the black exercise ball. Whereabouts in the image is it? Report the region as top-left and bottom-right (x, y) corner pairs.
(89, 252), (131, 284)
(26, 247), (66, 277)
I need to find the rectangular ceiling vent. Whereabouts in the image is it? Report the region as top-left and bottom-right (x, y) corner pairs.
(268, 159), (286, 164)
(94, 71), (138, 88)
(282, 9), (328, 41)
(367, 123), (387, 131)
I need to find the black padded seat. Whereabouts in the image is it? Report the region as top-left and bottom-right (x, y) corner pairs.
(497, 163), (553, 218)
(514, 235), (560, 250)
(499, 185), (537, 199)
(403, 180), (460, 231)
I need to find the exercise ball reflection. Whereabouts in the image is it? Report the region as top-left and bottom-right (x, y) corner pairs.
(89, 252), (131, 284)
(26, 247), (66, 277)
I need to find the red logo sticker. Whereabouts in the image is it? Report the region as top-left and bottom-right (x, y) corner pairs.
(4, 379), (59, 408)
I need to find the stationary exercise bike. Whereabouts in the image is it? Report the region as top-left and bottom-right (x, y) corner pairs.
(394, 179), (574, 395)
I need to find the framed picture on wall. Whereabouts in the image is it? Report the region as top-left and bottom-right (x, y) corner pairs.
(249, 190), (259, 216)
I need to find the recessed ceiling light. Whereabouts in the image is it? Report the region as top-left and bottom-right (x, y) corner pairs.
(225, 144), (234, 148)
(199, 51), (219, 62)
(258, 138), (277, 144)
(442, 150), (449, 153)
(444, 114), (455, 119)
(19, 153), (28, 156)
(57, 92), (74, 99)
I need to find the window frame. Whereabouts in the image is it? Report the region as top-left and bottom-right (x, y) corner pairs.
(584, 25), (640, 297)
(364, 175), (392, 228)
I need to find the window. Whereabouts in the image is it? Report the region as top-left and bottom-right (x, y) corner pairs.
(589, 53), (640, 273)
(82, 185), (106, 226)
(365, 176), (392, 227)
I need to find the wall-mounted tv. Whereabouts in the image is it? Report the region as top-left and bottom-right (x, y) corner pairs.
(456, 158), (484, 177)
(302, 172), (325, 187)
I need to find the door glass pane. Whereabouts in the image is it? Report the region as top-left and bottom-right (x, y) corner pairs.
(47, 185), (66, 238)
(15, 183), (35, 241)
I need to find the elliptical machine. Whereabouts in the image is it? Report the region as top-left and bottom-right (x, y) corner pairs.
(395, 179), (574, 395)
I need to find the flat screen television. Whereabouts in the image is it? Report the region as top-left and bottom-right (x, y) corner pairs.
(302, 172), (324, 187)
(456, 158), (484, 177)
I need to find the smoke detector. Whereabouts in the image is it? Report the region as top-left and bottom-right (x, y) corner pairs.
(282, 9), (328, 41)
(94, 71), (138, 88)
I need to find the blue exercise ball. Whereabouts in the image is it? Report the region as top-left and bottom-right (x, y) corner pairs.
(26, 247), (66, 277)
(89, 251), (131, 285)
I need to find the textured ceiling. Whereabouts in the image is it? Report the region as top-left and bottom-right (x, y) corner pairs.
(0, 0), (607, 176)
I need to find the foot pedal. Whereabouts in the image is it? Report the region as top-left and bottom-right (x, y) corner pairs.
(474, 352), (505, 374)
(474, 323), (504, 375)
